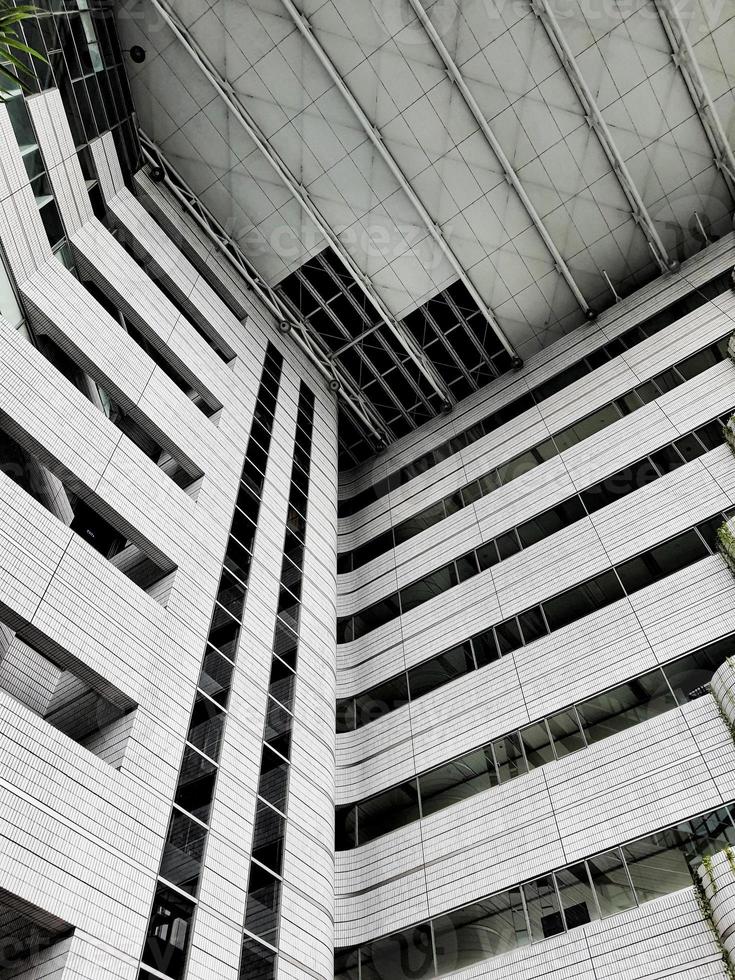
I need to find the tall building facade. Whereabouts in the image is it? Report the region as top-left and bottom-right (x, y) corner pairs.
(0, 2), (735, 980)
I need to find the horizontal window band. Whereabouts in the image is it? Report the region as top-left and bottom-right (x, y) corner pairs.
(338, 330), (731, 575)
(337, 508), (733, 737)
(337, 410), (731, 644)
(334, 801), (735, 979)
(335, 630), (735, 851)
(338, 269), (733, 519)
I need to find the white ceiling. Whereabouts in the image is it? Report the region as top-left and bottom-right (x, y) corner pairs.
(118, 0), (735, 458)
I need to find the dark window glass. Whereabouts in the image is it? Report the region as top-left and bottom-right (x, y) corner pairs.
(199, 646), (235, 707)
(456, 552), (480, 582)
(175, 746), (217, 823)
(524, 875), (564, 940)
(264, 697), (293, 747)
(407, 643), (474, 700)
(472, 628), (500, 667)
(269, 656), (295, 712)
(520, 720), (554, 768)
(517, 497), (586, 547)
(476, 539), (499, 570)
(216, 570), (246, 621)
(393, 500), (446, 546)
(224, 537), (252, 585)
(696, 513), (727, 552)
(554, 404), (622, 453)
(493, 732), (526, 782)
(419, 747), (497, 818)
(547, 708), (586, 757)
(496, 529), (521, 560)
(357, 781), (420, 845)
(142, 883), (195, 980)
(363, 924), (434, 980)
(674, 432), (706, 463)
(615, 389), (644, 415)
(258, 745), (289, 812)
(696, 419), (725, 451)
(239, 935), (276, 980)
(461, 480), (484, 506)
(542, 570), (624, 632)
(664, 638), (734, 703)
(578, 670), (675, 745)
(650, 443), (684, 474)
(244, 863), (281, 946)
(335, 805), (358, 851)
(251, 800), (286, 873)
(401, 563), (457, 614)
(617, 530), (709, 594)
(355, 673), (409, 728)
(495, 617), (523, 654)
(443, 491), (464, 517)
(581, 458), (659, 514)
(555, 863), (598, 929)
(518, 606), (547, 644)
(272, 621), (298, 667)
(652, 367), (683, 394)
(209, 602), (238, 638)
(336, 698), (356, 734)
(187, 694), (226, 762)
(433, 889), (529, 973)
(586, 849), (636, 917)
(622, 830), (694, 904)
(208, 615), (240, 661)
(160, 810), (206, 895)
(351, 594), (401, 640)
(635, 379), (660, 404)
(677, 345), (722, 380)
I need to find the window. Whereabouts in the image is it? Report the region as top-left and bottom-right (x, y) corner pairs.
(244, 864), (281, 946)
(357, 781), (421, 845)
(542, 570), (623, 632)
(160, 810), (206, 895)
(664, 640), (733, 703)
(586, 849), (636, 917)
(524, 875), (564, 941)
(433, 890), (528, 973)
(554, 863), (598, 928)
(622, 831), (693, 903)
(354, 674), (409, 728)
(616, 529), (709, 594)
(142, 883), (195, 980)
(239, 935), (276, 980)
(577, 670), (675, 744)
(251, 801), (286, 873)
(407, 643), (474, 700)
(419, 748), (497, 818)
(175, 745), (217, 823)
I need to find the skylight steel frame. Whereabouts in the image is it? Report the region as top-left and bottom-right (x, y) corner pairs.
(137, 131), (391, 447)
(147, 0), (457, 411)
(404, 0), (593, 317)
(531, 0), (673, 273)
(652, 0), (735, 200)
(278, 0), (522, 368)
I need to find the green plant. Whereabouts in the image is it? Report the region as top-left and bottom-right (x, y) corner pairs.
(717, 520), (735, 574)
(724, 414), (735, 455)
(694, 875), (735, 980)
(726, 847), (735, 877)
(0, 3), (46, 100)
(704, 854), (718, 892)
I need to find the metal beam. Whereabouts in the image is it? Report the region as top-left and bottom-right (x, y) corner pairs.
(531, 0), (672, 273)
(137, 131), (390, 445)
(147, 0), (455, 408)
(405, 0), (592, 317)
(652, 0), (735, 199)
(277, 0), (521, 368)
(307, 254), (438, 420)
